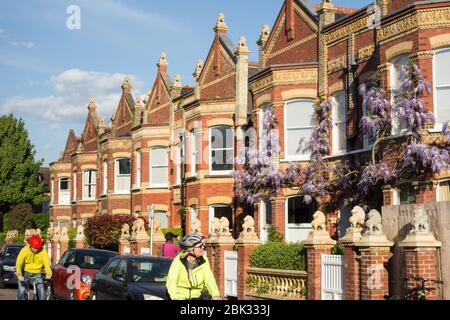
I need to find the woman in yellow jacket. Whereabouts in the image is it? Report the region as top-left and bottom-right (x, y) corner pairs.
(15, 235), (52, 300)
(166, 233), (220, 300)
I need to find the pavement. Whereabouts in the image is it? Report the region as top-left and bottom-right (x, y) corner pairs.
(0, 286), (17, 300)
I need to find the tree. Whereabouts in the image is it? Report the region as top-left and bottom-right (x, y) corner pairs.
(0, 114), (45, 229)
(8, 203), (34, 234)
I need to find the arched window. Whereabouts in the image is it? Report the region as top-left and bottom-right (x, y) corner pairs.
(284, 99), (315, 160)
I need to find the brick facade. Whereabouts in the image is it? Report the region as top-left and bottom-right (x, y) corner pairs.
(50, 0), (450, 249)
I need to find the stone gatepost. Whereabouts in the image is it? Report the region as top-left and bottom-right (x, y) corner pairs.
(45, 226), (54, 264)
(212, 218), (235, 299)
(51, 227), (61, 264)
(74, 225), (86, 249)
(302, 211), (336, 300)
(356, 209), (393, 300)
(399, 206), (442, 300)
(119, 223), (131, 255)
(339, 206), (365, 300)
(59, 227), (70, 258)
(130, 218), (150, 256)
(236, 216), (261, 300)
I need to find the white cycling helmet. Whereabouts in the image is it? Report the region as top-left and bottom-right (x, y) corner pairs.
(179, 233), (204, 250)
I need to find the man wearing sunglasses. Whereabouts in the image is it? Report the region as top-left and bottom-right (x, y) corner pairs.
(166, 233), (220, 300)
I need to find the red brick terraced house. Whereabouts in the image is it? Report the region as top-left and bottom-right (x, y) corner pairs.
(50, 0), (450, 244)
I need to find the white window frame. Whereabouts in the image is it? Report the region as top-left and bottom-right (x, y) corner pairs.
(191, 129), (200, 177)
(149, 147), (168, 188)
(285, 195), (313, 243)
(332, 91), (347, 155)
(362, 83), (376, 150)
(208, 205), (232, 234)
(82, 170), (96, 200)
(135, 150), (141, 190)
(283, 99), (315, 161)
(390, 54), (410, 135)
(102, 161), (108, 195)
(114, 158), (131, 194)
(259, 105), (273, 151)
(437, 179), (450, 202)
(176, 145), (182, 186)
(432, 48), (450, 130)
(58, 177), (70, 205)
(209, 125), (234, 175)
(51, 179), (54, 205)
(72, 172), (77, 202)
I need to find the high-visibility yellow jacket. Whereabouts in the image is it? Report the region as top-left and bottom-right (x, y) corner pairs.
(166, 253), (220, 300)
(15, 245), (52, 277)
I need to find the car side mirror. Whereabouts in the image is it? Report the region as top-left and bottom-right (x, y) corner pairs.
(114, 275), (125, 283)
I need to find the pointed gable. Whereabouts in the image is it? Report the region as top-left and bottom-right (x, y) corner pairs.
(145, 52), (173, 125)
(61, 129), (80, 161)
(111, 76), (135, 137)
(80, 97), (100, 152)
(198, 13), (237, 100)
(263, 0), (319, 66)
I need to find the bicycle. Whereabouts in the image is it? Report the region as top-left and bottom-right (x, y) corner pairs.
(384, 276), (443, 300)
(19, 276), (51, 300)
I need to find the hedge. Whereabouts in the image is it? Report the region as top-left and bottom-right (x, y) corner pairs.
(85, 215), (145, 251)
(33, 214), (50, 233)
(249, 242), (306, 271)
(0, 233), (5, 246)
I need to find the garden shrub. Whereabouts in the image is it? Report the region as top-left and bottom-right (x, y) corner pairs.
(249, 242), (306, 271)
(85, 215), (145, 251)
(331, 243), (344, 255)
(68, 227), (77, 248)
(0, 233), (5, 246)
(8, 204), (33, 233)
(3, 213), (8, 233)
(33, 213), (50, 234)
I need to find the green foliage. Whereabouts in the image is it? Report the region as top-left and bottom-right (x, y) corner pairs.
(13, 234), (24, 245)
(331, 243), (344, 255)
(0, 233), (5, 246)
(85, 215), (141, 251)
(250, 242), (306, 271)
(161, 228), (183, 244)
(267, 225), (284, 243)
(32, 213), (49, 233)
(3, 213), (8, 233)
(8, 203), (33, 234)
(0, 115), (45, 213)
(68, 227), (77, 249)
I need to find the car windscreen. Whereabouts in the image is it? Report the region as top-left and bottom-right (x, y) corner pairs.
(76, 251), (117, 269)
(130, 260), (171, 283)
(5, 247), (21, 258)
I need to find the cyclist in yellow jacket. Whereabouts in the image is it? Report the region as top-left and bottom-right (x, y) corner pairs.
(15, 235), (52, 300)
(166, 233), (220, 300)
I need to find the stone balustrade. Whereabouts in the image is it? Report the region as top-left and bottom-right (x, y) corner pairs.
(246, 267), (307, 300)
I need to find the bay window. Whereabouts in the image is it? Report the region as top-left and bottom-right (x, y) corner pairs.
(332, 91), (347, 154)
(82, 170), (96, 200)
(114, 158), (130, 194)
(150, 147), (168, 188)
(210, 126), (233, 174)
(434, 48), (450, 125)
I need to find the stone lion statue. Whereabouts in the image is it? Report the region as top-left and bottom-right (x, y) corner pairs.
(191, 217), (202, 234)
(241, 216), (255, 234)
(75, 225), (85, 241)
(60, 227), (69, 242)
(219, 217), (230, 234)
(24, 229), (32, 240)
(350, 206), (366, 229)
(365, 209), (383, 234)
(35, 228), (41, 237)
(411, 206), (429, 233)
(52, 227), (61, 240)
(210, 217), (221, 235)
(46, 227), (54, 240)
(120, 223), (130, 240)
(311, 211), (326, 231)
(132, 218), (146, 236)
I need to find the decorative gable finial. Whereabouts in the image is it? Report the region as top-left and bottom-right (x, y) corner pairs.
(258, 24), (270, 44)
(122, 75), (131, 92)
(88, 97), (96, 111)
(173, 74), (182, 88)
(157, 52), (168, 71)
(193, 59), (204, 79)
(214, 13), (228, 34)
(235, 36), (250, 56)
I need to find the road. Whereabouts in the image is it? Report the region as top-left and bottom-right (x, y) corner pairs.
(0, 287), (17, 300)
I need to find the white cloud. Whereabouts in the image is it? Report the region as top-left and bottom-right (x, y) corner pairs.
(11, 41), (35, 48)
(2, 68), (144, 123)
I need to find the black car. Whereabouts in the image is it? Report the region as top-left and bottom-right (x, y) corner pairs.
(0, 244), (23, 287)
(91, 256), (172, 300)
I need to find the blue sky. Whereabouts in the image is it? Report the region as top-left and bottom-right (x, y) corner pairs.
(0, 0), (373, 165)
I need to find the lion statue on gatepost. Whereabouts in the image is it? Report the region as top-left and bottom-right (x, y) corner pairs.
(241, 215), (255, 234)
(365, 209), (383, 234)
(349, 206), (366, 229)
(210, 217), (221, 235)
(120, 223), (130, 241)
(191, 217), (202, 234)
(311, 211), (326, 231)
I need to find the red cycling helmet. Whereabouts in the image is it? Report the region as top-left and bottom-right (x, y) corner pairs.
(28, 235), (43, 250)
